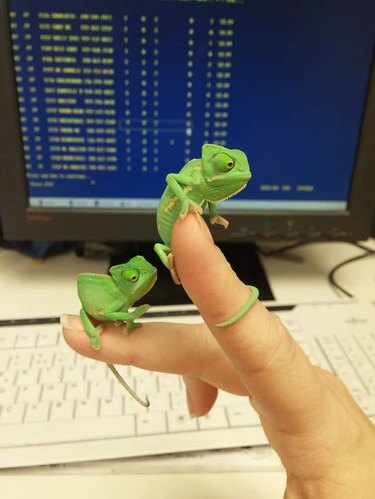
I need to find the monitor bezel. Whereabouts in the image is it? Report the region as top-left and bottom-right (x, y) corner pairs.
(1, 0), (374, 243)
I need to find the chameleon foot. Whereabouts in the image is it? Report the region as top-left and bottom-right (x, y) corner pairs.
(123, 320), (143, 334)
(210, 215), (229, 229)
(79, 308), (104, 350)
(88, 325), (104, 350)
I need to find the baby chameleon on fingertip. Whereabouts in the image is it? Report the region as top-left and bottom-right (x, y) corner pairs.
(77, 255), (157, 407)
(154, 143), (259, 328)
(154, 143), (252, 283)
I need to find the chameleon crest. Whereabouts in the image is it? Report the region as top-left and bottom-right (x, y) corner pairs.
(154, 143), (251, 282)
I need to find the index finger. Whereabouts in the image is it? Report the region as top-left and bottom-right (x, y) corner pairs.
(172, 213), (326, 431)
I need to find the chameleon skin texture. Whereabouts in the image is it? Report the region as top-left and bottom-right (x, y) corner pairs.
(215, 286), (259, 327)
(77, 255), (156, 407)
(154, 143), (252, 271)
(77, 255), (157, 350)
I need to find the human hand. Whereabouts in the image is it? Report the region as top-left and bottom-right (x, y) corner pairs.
(63, 214), (375, 498)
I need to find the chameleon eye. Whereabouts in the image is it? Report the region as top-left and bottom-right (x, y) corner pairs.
(213, 153), (235, 172)
(124, 269), (139, 283)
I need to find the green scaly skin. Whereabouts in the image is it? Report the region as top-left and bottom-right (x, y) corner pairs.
(77, 255), (157, 350)
(154, 143), (258, 327)
(77, 255), (157, 407)
(154, 143), (252, 285)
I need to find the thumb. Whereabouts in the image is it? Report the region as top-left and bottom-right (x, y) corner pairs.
(172, 213), (325, 431)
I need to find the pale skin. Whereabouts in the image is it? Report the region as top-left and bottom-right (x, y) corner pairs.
(63, 214), (375, 498)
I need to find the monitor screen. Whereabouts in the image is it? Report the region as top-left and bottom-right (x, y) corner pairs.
(0, 0), (374, 243)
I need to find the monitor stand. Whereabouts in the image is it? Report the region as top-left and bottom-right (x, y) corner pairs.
(109, 242), (274, 305)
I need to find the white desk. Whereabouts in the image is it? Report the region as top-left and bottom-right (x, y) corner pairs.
(0, 240), (373, 498)
(0, 239), (373, 322)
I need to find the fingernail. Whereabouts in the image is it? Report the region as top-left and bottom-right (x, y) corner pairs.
(185, 387), (198, 419)
(60, 314), (85, 331)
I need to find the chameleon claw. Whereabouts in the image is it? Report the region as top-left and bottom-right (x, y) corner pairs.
(179, 201), (203, 220)
(210, 215), (229, 229)
(89, 325), (104, 350)
(189, 201), (203, 215)
(123, 320), (142, 334)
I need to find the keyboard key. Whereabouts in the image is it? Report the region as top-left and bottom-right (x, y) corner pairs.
(135, 374), (158, 393)
(0, 415), (136, 447)
(50, 400), (75, 421)
(227, 405), (260, 427)
(37, 329), (59, 347)
(167, 410), (198, 432)
(63, 365), (85, 383)
(0, 330), (16, 349)
(99, 396), (123, 417)
(0, 386), (18, 404)
(24, 401), (50, 423)
(39, 366), (62, 384)
(86, 362), (109, 381)
(17, 384), (41, 404)
(170, 390), (187, 410)
(15, 330), (38, 348)
(0, 353), (9, 370)
(17, 368), (39, 385)
(65, 380), (89, 401)
(75, 398), (99, 419)
(146, 392), (171, 411)
(89, 379), (113, 399)
(0, 403), (26, 425)
(0, 370), (16, 387)
(41, 382), (66, 402)
(54, 350), (75, 367)
(32, 351), (54, 368)
(123, 396), (150, 414)
(136, 412), (167, 435)
(198, 407), (228, 430)
(9, 352), (32, 369)
(159, 374), (181, 392)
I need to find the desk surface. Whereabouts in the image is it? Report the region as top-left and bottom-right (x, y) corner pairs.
(0, 240), (373, 498)
(1, 473), (286, 499)
(0, 239), (373, 320)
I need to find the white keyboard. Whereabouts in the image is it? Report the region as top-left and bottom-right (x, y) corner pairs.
(0, 301), (374, 469)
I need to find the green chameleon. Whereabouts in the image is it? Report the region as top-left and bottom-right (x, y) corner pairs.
(77, 255), (157, 350)
(154, 143), (252, 284)
(77, 255), (157, 407)
(154, 143), (259, 327)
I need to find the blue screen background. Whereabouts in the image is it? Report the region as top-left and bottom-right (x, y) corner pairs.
(8, 0), (375, 206)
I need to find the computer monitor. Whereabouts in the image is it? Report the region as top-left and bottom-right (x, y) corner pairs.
(1, 0), (374, 248)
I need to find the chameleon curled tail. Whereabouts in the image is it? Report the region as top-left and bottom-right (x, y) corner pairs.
(107, 363), (149, 407)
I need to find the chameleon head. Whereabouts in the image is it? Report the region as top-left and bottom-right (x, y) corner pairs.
(201, 144), (251, 202)
(109, 256), (157, 303)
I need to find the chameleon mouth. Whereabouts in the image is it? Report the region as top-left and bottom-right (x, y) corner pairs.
(213, 182), (248, 203)
(147, 274), (158, 292)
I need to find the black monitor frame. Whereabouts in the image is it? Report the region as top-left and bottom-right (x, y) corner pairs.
(1, 0), (374, 244)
